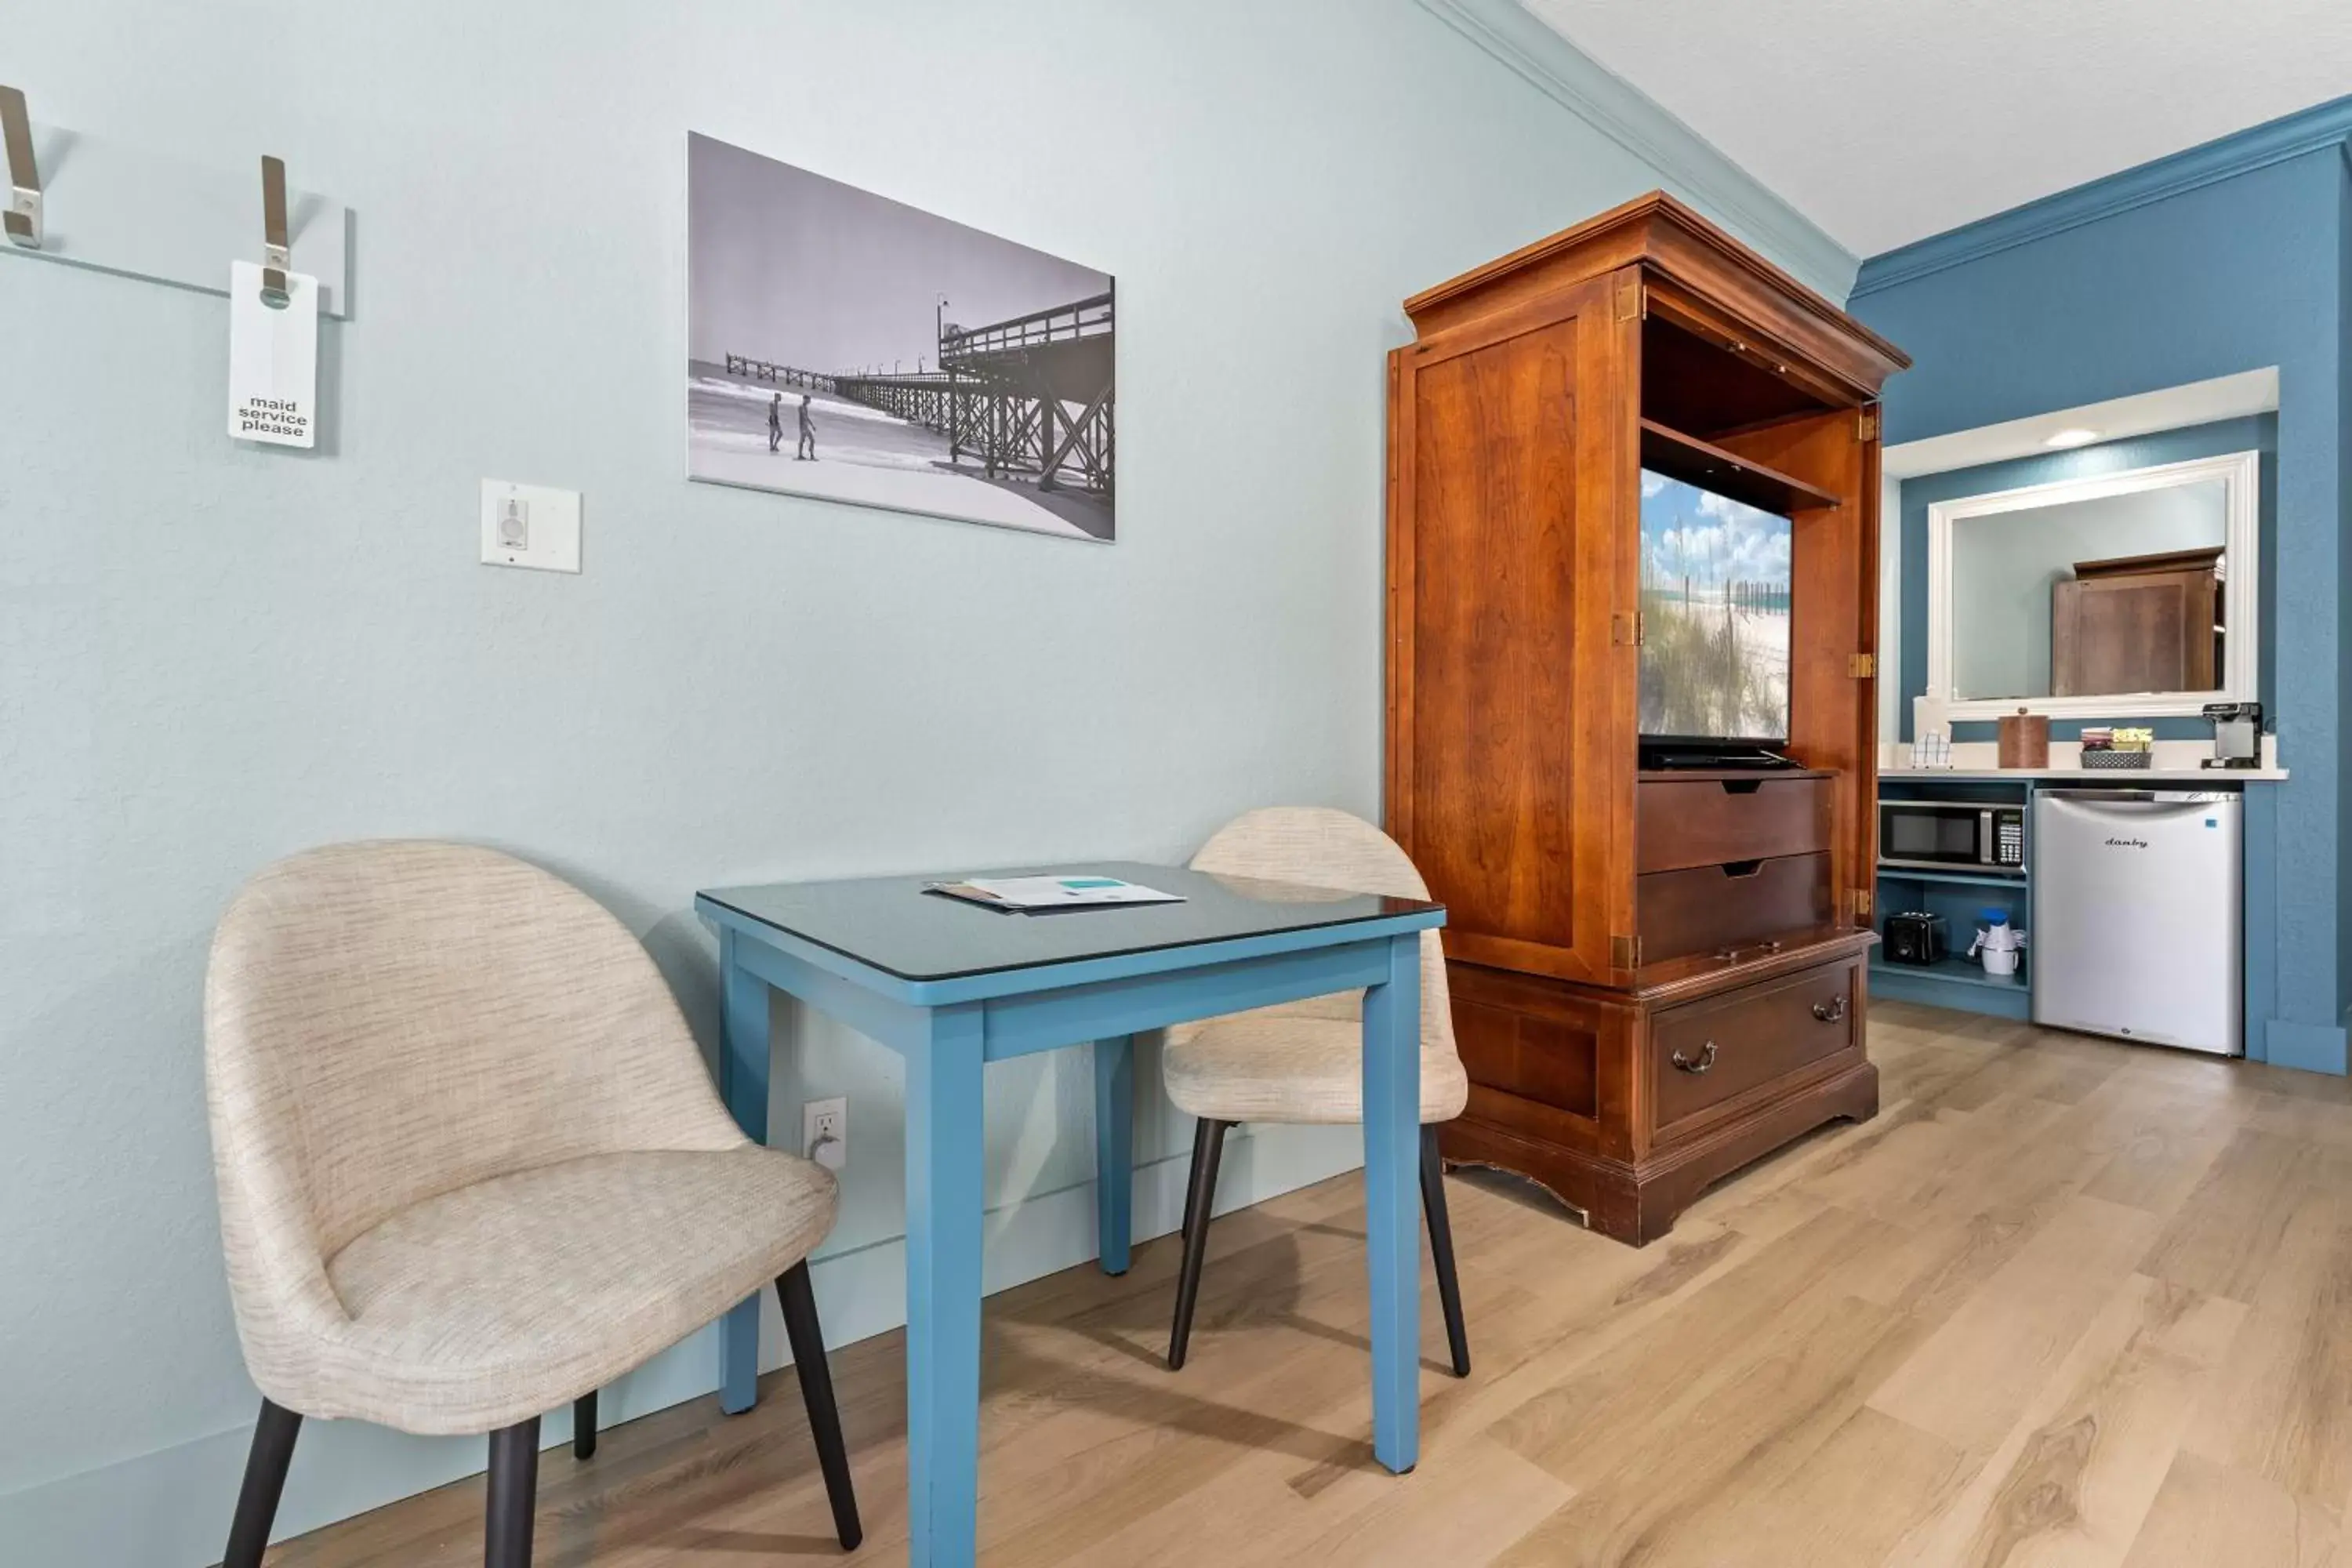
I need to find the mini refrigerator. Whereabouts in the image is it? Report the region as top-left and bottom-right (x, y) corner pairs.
(2032, 789), (2242, 1055)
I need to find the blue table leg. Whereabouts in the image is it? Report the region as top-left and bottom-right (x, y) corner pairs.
(906, 1003), (985, 1568)
(717, 928), (772, 1416)
(1361, 931), (1422, 1474)
(1094, 1035), (1134, 1275)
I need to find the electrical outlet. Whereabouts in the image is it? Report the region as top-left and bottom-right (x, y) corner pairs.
(802, 1097), (847, 1172)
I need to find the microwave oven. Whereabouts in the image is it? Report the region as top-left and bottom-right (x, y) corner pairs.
(1878, 799), (2027, 873)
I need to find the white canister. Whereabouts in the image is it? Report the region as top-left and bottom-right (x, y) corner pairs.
(1969, 909), (2024, 976)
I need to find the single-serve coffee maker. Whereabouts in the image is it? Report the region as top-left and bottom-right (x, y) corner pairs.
(2202, 701), (2262, 769)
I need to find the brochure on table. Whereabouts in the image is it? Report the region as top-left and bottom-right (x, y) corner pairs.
(925, 875), (1182, 913)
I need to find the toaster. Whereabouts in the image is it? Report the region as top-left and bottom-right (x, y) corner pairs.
(1882, 911), (1948, 967)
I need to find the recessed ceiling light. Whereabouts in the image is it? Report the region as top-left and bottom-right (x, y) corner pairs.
(2045, 427), (2101, 449)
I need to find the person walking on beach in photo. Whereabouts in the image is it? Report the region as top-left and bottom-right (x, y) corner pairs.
(797, 392), (817, 461)
(767, 392), (782, 453)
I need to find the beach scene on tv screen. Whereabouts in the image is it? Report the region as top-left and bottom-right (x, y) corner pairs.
(1639, 470), (1792, 741)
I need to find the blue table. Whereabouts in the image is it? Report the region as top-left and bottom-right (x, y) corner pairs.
(695, 862), (1446, 1566)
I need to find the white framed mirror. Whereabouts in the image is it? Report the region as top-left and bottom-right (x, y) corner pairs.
(1926, 449), (2259, 720)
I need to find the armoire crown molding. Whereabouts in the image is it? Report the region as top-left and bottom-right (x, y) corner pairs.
(1854, 93), (2352, 299)
(1413, 0), (1859, 303)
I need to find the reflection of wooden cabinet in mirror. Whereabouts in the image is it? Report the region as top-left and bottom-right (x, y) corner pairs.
(2052, 545), (2223, 696)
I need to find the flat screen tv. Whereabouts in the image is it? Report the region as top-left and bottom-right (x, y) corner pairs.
(1639, 468), (1793, 753)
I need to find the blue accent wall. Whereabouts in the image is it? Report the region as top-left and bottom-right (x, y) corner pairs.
(1852, 142), (2351, 1069)
(1899, 414), (2278, 743)
(2339, 157), (2352, 1026)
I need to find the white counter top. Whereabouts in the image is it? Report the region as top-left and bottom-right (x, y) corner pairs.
(1883, 766), (2288, 782)
(1886, 735), (2284, 782)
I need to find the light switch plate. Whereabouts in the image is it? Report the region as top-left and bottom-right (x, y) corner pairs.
(480, 480), (581, 573)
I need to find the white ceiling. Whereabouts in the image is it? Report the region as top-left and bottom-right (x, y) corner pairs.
(1520, 0), (2352, 258)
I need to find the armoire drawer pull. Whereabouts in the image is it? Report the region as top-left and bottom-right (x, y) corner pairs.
(1812, 996), (1848, 1023)
(1670, 1041), (1718, 1075)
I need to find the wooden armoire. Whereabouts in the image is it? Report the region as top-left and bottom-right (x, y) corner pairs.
(1385, 192), (1911, 1245)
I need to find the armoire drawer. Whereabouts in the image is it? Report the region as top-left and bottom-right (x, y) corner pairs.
(1637, 775), (1832, 873)
(1650, 958), (1858, 1134)
(1637, 851), (1831, 965)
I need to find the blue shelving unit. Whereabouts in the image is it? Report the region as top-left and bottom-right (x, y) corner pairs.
(1873, 779), (2034, 1019)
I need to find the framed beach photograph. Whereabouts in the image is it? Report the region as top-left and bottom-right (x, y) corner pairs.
(686, 132), (1116, 543)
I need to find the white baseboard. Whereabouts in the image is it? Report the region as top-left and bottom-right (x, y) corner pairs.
(0, 1123), (1365, 1568)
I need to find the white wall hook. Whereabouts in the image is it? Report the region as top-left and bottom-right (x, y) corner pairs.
(0, 114), (350, 317)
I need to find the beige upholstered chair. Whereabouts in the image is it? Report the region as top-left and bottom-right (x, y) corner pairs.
(205, 841), (860, 1567)
(1160, 807), (1471, 1375)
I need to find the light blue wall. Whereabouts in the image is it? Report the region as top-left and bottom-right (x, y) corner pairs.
(1853, 141), (2350, 1069)
(0, 2), (1846, 1563)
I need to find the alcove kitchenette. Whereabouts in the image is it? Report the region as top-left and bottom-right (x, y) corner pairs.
(1871, 373), (2288, 1062)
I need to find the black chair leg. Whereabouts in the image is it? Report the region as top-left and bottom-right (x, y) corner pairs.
(1167, 1117), (1232, 1370)
(485, 1417), (541, 1568)
(572, 1389), (598, 1461)
(776, 1261), (863, 1552)
(1421, 1125), (1472, 1377)
(223, 1398), (303, 1568)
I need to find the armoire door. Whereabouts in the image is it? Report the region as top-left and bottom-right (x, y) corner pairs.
(1714, 405), (1880, 923)
(1386, 276), (1634, 986)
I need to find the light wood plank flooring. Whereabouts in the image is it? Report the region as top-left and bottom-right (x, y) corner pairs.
(265, 1002), (2352, 1566)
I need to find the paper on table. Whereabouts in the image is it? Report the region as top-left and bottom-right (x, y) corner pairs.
(925, 875), (1184, 913)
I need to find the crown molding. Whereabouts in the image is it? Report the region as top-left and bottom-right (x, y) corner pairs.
(1414, 0), (1858, 302)
(1853, 93), (2352, 299)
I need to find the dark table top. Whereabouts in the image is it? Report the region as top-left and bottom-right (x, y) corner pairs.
(699, 861), (1443, 985)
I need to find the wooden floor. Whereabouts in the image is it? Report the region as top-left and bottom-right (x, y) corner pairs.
(268, 1001), (2352, 1567)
